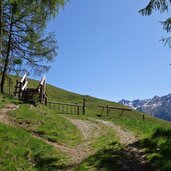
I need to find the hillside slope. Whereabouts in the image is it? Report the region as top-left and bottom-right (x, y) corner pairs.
(1, 75), (171, 170)
(1, 75), (161, 117)
(2, 75), (171, 133)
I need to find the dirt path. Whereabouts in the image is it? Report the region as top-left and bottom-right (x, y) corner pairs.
(57, 116), (104, 165)
(0, 104), (19, 125)
(0, 105), (151, 170)
(96, 120), (137, 145)
(30, 117), (107, 171)
(60, 117), (151, 170)
(0, 106), (104, 170)
(95, 119), (151, 171)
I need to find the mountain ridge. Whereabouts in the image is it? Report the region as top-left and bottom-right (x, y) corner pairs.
(118, 93), (171, 121)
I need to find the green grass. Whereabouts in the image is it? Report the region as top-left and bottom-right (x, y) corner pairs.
(76, 143), (123, 171)
(139, 127), (171, 170)
(0, 93), (20, 108)
(0, 123), (69, 171)
(2, 75), (171, 170)
(76, 129), (123, 171)
(93, 111), (171, 170)
(9, 104), (83, 146)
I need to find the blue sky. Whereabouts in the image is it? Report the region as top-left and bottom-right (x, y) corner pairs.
(45, 0), (171, 102)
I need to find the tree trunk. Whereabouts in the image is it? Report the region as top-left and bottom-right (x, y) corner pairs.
(0, 0), (2, 54)
(0, 9), (13, 93)
(0, 1), (3, 93)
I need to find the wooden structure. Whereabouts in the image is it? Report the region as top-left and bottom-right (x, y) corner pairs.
(14, 74), (47, 104)
(99, 105), (132, 116)
(14, 74), (28, 99)
(47, 98), (86, 115)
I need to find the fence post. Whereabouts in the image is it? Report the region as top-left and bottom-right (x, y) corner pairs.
(82, 98), (86, 115)
(8, 78), (11, 95)
(143, 114), (145, 121)
(58, 104), (60, 113)
(71, 105), (73, 114)
(106, 105), (109, 116)
(14, 80), (18, 97)
(19, 82), (22, 99)
(45, 97), (47, 106)
(77, 106), (80, 115)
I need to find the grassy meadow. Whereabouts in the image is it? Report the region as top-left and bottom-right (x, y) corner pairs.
(0, 123), (69, 171)
(0, 75), (171, 170)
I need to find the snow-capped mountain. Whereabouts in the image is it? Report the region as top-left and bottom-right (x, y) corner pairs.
(118, 94), (171, 122)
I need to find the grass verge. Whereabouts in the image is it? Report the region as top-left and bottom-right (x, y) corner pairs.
(0, 123), (69, 171)
(95, 111), (171, 170)
(76, 127), (123, 171)
(139, 127), (171, 170)
(9, 104), (83, 146)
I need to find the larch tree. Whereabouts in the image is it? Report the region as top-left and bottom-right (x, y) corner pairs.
(140, 0), (171, 47)
(0, 0), (66, 93)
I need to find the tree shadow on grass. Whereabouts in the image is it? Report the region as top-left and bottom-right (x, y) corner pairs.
(76, 141), (153, 171)
(33, 154), (76, 171)
(34, 154), (58, 171)
(138, 127), (171, 171)
(33, 128), (171, 171)
(76, 142), (123, 171)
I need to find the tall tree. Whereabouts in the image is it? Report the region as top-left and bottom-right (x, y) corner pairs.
(0, 0), (2, 61)
(139, 0), (171, 47)
(0, 0), (66, 93)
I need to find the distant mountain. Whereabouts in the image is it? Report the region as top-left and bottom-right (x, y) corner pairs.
(118, 94), (171, 122)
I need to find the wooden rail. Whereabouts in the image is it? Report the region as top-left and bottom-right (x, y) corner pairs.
(40, 76), (46, 86)
(48, 101), (83, 107)
(21, 81), (28, 91)
(20, 74), (27, 83)
(99, 105), (132, 116)
(38, 76), (46, 103)
(14, 74), (28, 99)
(47, 98), (86, 115)
(99, 105), (132, 111)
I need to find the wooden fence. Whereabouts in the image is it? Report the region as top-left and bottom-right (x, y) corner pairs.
(99, 105), (132, 116)
(47, 98), (86, 115)
(98, 105), (145, 120)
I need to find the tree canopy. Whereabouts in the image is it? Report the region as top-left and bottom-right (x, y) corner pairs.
(0, 0), (67, 93)
(139, 0), (171, 47)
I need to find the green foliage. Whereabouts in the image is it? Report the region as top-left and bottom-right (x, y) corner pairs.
(139, 0), (171, 48)
(139, 0), (170, 15)
(2, 0), (58, 75)
(8, 0), (66, 15)
(0, 0), (67, 93)
(0, 123), (69, 170)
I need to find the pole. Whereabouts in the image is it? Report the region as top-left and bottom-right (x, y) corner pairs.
(82, 98), (86, 115)
(107, 105), (109, 116)
(77, 106), (80, 115)
(8, 78), (11, 95)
